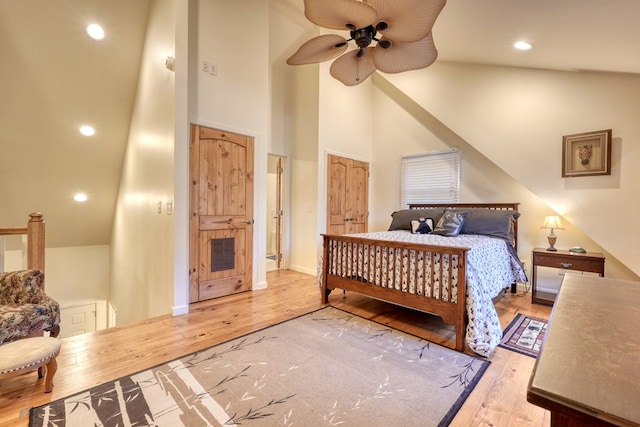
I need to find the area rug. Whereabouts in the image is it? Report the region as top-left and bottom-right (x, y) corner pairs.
(499, 313), (548, 358)
(30, 306), (490, 427)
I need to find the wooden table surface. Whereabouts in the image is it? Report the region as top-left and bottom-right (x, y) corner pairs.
(527, 273), (640, 426)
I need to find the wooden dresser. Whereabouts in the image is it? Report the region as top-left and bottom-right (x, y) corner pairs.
(527, 273), (640, 426)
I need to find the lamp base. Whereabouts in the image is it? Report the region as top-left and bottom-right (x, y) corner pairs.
(546, 246), (558, 252)
(546, 235), (558, 251)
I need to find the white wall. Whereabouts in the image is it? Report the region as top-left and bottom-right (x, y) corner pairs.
(269, 1), (319, 275)
(110, 0), (176, 325)
(288, 65), (320, 275)
(383, 62), (640, 277)
(172, 0), (193, 317)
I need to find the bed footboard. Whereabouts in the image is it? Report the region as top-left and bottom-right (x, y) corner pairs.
(321, 234), (469, 352)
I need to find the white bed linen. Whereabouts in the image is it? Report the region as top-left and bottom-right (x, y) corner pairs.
(340, 231), (528, 357)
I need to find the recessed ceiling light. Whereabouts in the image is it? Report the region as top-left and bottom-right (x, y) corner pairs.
(514, 41), (533, 50)
(74, 193), (88, 202)
(79, 125), (95, 136)
(87, 23), (105, 40)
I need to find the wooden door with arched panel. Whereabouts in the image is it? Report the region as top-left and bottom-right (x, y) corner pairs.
(189, 125), (254, 303)
(327, 154), (369, 235)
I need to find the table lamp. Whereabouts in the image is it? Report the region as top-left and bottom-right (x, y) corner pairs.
(541, 215), (564, 251)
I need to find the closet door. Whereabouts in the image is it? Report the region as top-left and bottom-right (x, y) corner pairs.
(327, 154), (369, 235)
(189, 125), (254, 303)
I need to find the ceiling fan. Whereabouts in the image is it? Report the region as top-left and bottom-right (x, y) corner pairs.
(286, 0), (447, 86)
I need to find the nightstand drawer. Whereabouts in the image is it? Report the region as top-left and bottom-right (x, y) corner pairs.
(534, 254), (603, 273)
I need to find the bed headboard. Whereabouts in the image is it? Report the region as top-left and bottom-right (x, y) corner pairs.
(408, 203), (520, 250)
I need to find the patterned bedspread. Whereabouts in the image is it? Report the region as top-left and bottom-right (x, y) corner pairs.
(342, 231), (528, 357)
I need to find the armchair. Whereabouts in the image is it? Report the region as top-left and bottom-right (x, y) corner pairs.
(0, 269), (60, 344)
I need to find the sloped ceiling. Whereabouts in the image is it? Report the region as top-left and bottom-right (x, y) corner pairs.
(0, 0), (150, 248)
(2, 0), (639, 248)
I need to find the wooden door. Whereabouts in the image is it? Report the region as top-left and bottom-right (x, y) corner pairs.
(275, 157), (283, 269)
(327, 154), (369, 235)
(189, 125), (254, 303)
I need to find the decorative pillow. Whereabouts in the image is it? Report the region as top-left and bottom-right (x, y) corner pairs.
(388, 208), (446, 231)
(432, 211), (467, 237)
(450, 208), (520, 245)
(410, 218), (434, 234)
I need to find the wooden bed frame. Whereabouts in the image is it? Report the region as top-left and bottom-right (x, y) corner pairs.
(320, 203), (519, 352)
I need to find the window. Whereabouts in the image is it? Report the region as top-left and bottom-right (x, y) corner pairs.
(400, 148), (460, 207)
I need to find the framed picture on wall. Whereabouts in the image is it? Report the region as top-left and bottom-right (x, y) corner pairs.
(562, 129), (612, 177)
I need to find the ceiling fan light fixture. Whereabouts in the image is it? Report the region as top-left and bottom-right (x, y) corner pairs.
(375, 21), (388, 32)
(352, 25), (377, 48)
(288, 0), (447, 86)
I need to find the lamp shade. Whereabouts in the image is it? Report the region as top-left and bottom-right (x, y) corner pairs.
(541, 215), (565, 230)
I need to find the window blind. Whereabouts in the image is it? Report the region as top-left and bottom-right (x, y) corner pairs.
(400, 148), (460, 207)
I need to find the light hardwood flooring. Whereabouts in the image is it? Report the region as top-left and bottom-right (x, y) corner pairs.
(0, 269), (552, 426)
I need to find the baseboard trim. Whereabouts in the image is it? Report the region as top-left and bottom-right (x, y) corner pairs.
(172, 304), (189, 316)
(288, 265), (317, 276)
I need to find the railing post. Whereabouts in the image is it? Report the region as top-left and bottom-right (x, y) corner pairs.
(321, 235), (330, 304)
(27, 213), (45, 278)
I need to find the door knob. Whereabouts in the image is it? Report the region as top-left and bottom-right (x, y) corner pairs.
(246, 219), (255, 224)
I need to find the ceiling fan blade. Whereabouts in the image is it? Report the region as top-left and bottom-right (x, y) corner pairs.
(304, 0), (378, 31)
(330, 48), (377, 86)
(373, 33), (438, 73)
(365, 0), (446, 42)
(287, 34), (349, 65)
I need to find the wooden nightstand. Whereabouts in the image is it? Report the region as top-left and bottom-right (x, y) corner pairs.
(531, 248), (605, 305)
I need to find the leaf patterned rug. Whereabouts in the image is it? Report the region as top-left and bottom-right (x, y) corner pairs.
(499, 313), (548, 358)
(30, 306), (490, 426)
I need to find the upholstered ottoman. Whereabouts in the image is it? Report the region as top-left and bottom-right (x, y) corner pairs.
(0, 337), (61, 393)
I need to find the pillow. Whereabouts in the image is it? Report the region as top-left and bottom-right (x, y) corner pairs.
(450, 208), (520, 245)
(432, 211), (467, 237)
(410, 218), (434, 234)
(388, 208), (446, 231)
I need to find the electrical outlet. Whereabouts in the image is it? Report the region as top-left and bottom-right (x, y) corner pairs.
(202, 61), (209, 73)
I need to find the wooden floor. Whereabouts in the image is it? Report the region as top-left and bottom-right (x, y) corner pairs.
(0, 269), (552, 426)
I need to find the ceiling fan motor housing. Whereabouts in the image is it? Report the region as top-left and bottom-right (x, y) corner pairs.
(351, 25), (376, 48)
